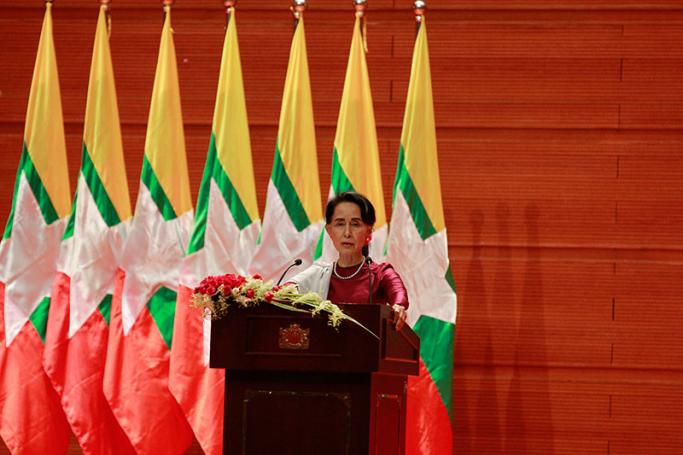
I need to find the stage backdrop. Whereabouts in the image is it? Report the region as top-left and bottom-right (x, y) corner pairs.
(1, 1), (683, 453)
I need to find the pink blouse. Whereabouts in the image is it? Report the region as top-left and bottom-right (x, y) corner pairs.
(327, 262), (409, 308)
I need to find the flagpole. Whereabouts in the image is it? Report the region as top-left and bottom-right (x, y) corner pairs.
(101, 0), (111, 36)
(225, 0), (236, 30)
(354, 0), (368, 52)
(354, 0), (366, 16)
(291, 0), (306, 29)
(163, 0), (173, 22)
(414, 0), (425, 34)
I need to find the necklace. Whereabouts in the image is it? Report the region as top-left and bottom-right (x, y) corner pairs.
(333, 257), (366, 280)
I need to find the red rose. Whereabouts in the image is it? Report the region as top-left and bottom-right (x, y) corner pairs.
(252, 274), (262, 280)
(246, 289), (255, 298)
(272, 285), (281, 292)
(204, 285), (217, 296)
(264, 292), (273, 302)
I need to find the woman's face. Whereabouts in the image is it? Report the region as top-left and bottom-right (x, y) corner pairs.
(325, 201), (373, 258)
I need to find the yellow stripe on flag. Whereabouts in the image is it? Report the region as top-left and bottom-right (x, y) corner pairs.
(333, 14), (386, 228)
(144, 8), (192, 216)
(23, 3), (70, 219)
(277, 17), (323, 224)
(84, 5), (132, 221)
(212, 9), (259, 222)
(400, 20), (444, 232)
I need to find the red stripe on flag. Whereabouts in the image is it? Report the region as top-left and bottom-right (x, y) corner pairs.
(42, 272), (134, 454)
(169, 285), (225, 455)
(406, 358), (453, 455)
(103, 269), (192, 454)
(0, 281), (70, 454)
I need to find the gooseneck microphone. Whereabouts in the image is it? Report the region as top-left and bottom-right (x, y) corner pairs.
(366, 256), (373, 305)
(276, 258), (303, 285)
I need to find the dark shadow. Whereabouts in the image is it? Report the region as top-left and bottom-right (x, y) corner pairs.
(489, 202), (525, 454)
(454, 210), (502, 453)
(504, 203), (554, 453)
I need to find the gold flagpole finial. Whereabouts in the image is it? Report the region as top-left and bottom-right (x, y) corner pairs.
(225, 0), (236, 29)
(162, 0), (173, 17)
(414, 0), (425, 34)
(354, 0), (368, 52)
(354, 0), (367, 17)
(414, 0), (426, 21)
(101, 0), (112, 35)
(291, 0), (306, 20)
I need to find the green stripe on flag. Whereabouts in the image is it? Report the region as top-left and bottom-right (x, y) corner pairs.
(188, 132), (253, 254)
(413, 315), (454, 420)
(62, 188), (78, 240)
(29, 297), (51, 344)
(2, 147), (24, 240)
(271, 145), (310, 232)
(445, 263), (457, 294)
(3, 143), (60, 240)
(394, 144), (437, 240)
(330, 147), (355, 194)
(141, 154), (178, 221)
(82, 143), (122, 227)
(313, 228), (324, 260)
(98, 294), (113, 326)
(146, 286), (177, 349)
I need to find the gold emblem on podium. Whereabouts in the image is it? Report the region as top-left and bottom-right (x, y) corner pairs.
(278, 323), (310, 350)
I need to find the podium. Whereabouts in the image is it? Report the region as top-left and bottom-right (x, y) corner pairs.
(210, 303), (420, 455)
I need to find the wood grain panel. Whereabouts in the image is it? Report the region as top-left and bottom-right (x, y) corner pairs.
(453, 373), (609, 454)
(617, 156), (683, 201)
(454, 258), (613, 367)
(429, 0), (683, 9)
(620, 103), (683, 129)
(446, 198), (617, 247)
(610, 394), (683, 452)
(616, 201), (683, 248)
(614, 263), (683, 369)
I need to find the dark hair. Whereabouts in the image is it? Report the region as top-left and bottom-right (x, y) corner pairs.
(325, 192), (376, 257)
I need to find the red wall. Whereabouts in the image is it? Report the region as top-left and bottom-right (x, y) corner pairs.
(1, 1), (683, 453)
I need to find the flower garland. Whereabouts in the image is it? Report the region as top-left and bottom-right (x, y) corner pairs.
(191, 273), (377, 338)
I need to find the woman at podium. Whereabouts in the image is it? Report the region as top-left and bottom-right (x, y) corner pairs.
(290, 191), (409, 329)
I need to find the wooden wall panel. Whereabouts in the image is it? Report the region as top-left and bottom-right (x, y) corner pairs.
(454, 258), (614, 366)
(1, 1), (683, 454)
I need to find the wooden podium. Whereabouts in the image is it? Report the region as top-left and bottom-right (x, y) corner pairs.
(210, 303), (420, 455)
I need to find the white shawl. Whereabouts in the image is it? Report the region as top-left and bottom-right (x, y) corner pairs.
(287, 261), (333, 299)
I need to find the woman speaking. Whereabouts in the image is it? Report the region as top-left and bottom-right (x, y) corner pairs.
(290, 192), (409, 329)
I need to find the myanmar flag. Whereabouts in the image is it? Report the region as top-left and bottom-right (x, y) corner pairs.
(248, 16), (323, 281)
(42, 5), (134, 454)
(315, 11), (387, 262)
(170, 7), (260, 455)
(103, 6), (193, 453)
(0, 3), (71, 453)
(386, 19), (457, 455)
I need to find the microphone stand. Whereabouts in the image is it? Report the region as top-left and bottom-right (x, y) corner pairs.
(276, 258), (303, 286)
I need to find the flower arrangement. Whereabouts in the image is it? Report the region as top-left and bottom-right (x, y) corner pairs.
(191, 273), (377, 337)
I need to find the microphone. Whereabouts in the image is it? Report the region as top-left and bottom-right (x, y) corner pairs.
(276, 258), (303, 285)
(366, 256), (373, 305)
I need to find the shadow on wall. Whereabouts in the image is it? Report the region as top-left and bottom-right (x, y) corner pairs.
(504, 203), (555, 453)
(454, 203), (555, 454)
